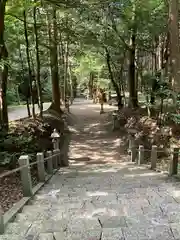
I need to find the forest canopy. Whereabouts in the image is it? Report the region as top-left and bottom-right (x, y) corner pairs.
(0, 0), (180, 129)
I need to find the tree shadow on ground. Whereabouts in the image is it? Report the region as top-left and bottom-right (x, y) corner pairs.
(44, 162), (178, 195)
(68, 112), (129, 166)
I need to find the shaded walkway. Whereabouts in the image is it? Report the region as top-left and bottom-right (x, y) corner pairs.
(2, 101), (180, 239)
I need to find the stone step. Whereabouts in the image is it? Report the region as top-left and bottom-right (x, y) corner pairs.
(21, 204), (83, 215)
(15, 206), (99, 225)
(1, 230), (66, 240)
(29, 200), (85, 209)
(15, 212), (48, 223)
(4, 217), (101, 239)
(22, 205), (52, 213)
(0, 235), (24, 240)
(30, 195), (85, 204)
(0, 230), (108, 240)
(4, 222), (32, 236)
(15, 207), (65, 223)
(37, 232), (66, 240)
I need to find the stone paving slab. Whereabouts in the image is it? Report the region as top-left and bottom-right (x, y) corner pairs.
(3, 163), (180, 240)
(26, 220), (67, 236)
(5, 222), (32, 236)
(3, 103), (180, 239)
(38, 233), (54, 240)
(0, 236), (25, 240)
(102, 228), (124, 240)
(99, 216), (127, 228)
(66, 229), (101, 240)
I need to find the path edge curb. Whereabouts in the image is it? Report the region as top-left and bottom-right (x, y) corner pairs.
(2, 169), (58, 231)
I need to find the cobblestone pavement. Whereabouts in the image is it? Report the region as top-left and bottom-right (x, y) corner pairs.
(2, 100), (180, 239)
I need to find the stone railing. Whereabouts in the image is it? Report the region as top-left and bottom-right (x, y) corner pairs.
(0, 129), (68, 234)
(112, 110), (179, 175)
(128, 137), (179, 176)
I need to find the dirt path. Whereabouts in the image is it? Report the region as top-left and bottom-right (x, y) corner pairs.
(68, 100), (128, 165)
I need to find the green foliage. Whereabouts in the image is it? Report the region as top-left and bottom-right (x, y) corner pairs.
(0, 0), (177, 168)
(155, 79), (170, 99)
(171, 114), (180, 124)
(42, 79), (52, 102)
(0, 132), (34, 167)
(3, 0), (168, 105)
(169, 94), (180, 124)
(6, 88), (19, 105)
(141, 72), (155, 93)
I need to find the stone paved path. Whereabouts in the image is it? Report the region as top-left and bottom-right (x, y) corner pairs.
(2, 100), (180, 239)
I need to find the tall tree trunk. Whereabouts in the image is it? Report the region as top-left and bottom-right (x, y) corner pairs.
(1, 64), (8, 130)
(169, 0), (180, 92)
(0, 0), (8, 131)
(23, 10), (36, 118)
(72, 75), (77, 99)
(128, 4), (138, 108)
(33, 1), (43, 117)
(68, 64), (74, 103)
(19, 46), (25, 77)
(19, 46), (31, 114)
(59, 32), (65, 101)
(105, 47), (123, 109)
(128, 30), (138, 108)
(48, 7), (61, 112)
(88, 72), (94, 99)
(64, 40), (69, 99)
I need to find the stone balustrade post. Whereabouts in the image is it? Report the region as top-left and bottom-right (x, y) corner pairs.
(138, 145), (144, 165)
(56, 149), (61, 166)
(169, 148), (179, 176)
(46, 151), (53, 174)
(37, 152), (46, 182)
(60, 133), (70, 167)
(18, 155), (33, 197)
(112, 112), (117, 131)
(53, 149), (58, 169)
(0, 208), (4, 234)
(151, 145), (157, 170)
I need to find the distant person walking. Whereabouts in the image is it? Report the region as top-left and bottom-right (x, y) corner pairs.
(97, 88), (105, 114)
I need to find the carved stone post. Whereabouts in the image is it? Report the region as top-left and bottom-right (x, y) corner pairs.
(51, 129), (60, 168)
(151, 145), (157, 170)
(37, 152), (46, 182)
(112, 112), (118, 131)
(0, 207), (4, 234)
(51, 129), (60, 150)
(169, 148), (179, 176)
(18, 155), (32, 197)
(138, 145), (144, 165)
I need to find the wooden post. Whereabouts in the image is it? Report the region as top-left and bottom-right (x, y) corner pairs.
(169, 148), (179, 176)
(46, 151), (53, 174)
(53, 149), (58, 169)
(0, 208), (4, 234)
(37, 153), (46, 182)
(18, 155), (32, 197)
(151, 145), (157, 170)
(138, 145), (144, 165)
